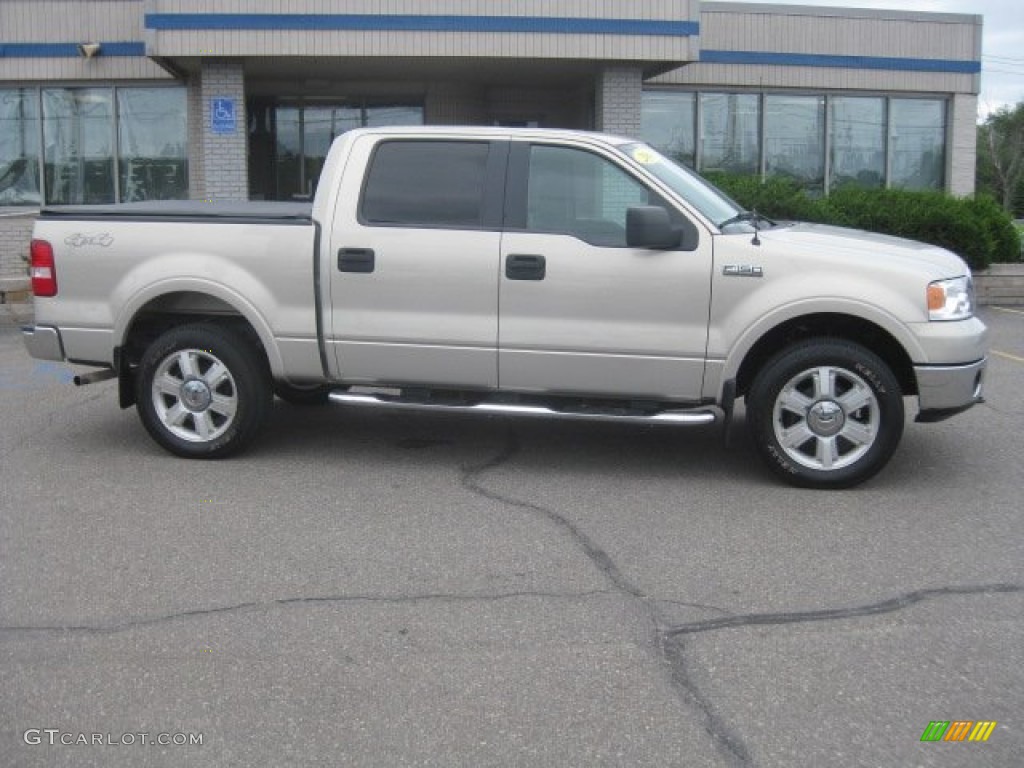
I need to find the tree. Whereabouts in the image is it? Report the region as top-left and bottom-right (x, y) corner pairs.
(977, 103), (1024, 216)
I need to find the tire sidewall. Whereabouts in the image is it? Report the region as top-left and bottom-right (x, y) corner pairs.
(747, 340), (904, 489)
(136, 323), (271, 458)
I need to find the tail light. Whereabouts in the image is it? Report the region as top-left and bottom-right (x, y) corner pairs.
(30, 239), (57, 297)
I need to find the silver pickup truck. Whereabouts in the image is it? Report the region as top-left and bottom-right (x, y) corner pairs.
(22, 126), (987, 488)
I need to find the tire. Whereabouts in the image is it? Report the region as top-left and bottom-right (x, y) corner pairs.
(136, 323), (272, 458)
(746, 339), (904, 489)
(273, 381), (332, 406)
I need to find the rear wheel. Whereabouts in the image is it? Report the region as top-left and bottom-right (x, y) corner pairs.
(136, 323), (272, 458)
(746, 340), (904, 488)
(273, 381), (332, 406)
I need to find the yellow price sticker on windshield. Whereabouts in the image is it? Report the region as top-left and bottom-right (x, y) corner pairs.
(631, 147), (659, 165)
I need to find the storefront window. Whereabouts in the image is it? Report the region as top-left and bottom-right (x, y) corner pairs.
(3, 86), (187, 206)
(830, 97), (885, 190)
(43, 88), (115, 204)
(890, 99), (945, 190)
(640, 91), (696, 168)
(765, 95), (825, 192)
(0, 89), (41, 206)
(700, 93), (760, 175)
(117, 88), (188, 201)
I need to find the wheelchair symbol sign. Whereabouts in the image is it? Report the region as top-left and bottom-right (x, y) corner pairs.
(210, 98), (236, 135)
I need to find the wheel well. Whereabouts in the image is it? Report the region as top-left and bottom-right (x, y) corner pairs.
(734, 313), (917, 399)
(119, 292), (269, 406)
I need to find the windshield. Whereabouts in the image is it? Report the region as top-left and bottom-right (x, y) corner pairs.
(615, 143), (743, 228)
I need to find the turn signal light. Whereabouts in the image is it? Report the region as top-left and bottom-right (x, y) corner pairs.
(30, 239), (57, 297)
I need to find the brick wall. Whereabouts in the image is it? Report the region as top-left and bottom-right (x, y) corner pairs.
(197, 59), (248, 201)
(0, 213), (35, 281)
(595, 65), (643, 137)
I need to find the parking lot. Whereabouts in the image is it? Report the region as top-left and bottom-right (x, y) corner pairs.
(1, 306), (1021, 767)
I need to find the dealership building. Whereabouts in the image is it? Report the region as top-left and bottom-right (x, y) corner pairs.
(0, 1), (982, 283)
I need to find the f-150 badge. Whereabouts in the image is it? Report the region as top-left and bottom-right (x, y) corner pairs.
(723, 264), (763, 277)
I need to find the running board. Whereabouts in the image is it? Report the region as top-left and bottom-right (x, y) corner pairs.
(328, 391), (717, 426)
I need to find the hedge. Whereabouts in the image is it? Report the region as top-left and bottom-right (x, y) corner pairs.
(703, 172), (1022, 270)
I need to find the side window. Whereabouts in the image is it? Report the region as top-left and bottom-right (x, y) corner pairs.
(361, 141), (489, 228)
(526, 145), (654, 247)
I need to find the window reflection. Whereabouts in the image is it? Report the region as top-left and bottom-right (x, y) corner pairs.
(765, 95), (825, 192)
(830, 97), (885, 190)
(118, 88), (187, 201)
(43, 88), (115, 205)
(700, 93), (760, 176)
(641, 91), (696, 168)
(643, 89), (947, 194)
(0, 89), (41, 206)
(890, 99), (945, 190)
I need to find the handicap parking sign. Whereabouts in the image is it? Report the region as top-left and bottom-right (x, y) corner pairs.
(210, 98), (236, 135)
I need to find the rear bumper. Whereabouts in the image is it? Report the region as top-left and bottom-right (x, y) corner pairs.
(21, 325), (65, 361)
(914, 357), (986, 422)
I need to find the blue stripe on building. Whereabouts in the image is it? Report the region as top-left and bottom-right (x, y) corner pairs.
(0, 42), (146, 58)
(699, 49), (980, 74)
(144, 13), (700, 36)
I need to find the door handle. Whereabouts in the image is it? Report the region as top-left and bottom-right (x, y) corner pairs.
(505, 253), (546, 281)
(338, 248), (375, 273)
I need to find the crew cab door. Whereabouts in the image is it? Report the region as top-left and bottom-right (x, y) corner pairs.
(327, 137), (507, 388)
(498, 141), (713, 399)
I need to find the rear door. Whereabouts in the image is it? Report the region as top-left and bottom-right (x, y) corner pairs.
(498, 141), (713, 399)
(327, 136), (507, 388)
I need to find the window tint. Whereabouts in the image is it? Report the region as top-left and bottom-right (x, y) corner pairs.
(526, 145), (652, 247)
(362, 141), (489, 227)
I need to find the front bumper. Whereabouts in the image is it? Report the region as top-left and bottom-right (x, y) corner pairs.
(21, 325), (65, 361)
(914, 357), (986, 422)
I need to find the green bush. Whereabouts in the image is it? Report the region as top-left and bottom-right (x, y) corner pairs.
(703, 173), (1022, 270)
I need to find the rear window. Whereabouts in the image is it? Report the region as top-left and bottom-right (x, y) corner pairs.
(360, 141), (490, 228)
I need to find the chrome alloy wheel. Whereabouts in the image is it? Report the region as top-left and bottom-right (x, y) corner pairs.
(151, 348), (238, 443)
(771, 365), (880, 471)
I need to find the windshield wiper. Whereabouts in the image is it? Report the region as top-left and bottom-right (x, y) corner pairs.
(717, 210), (774, 229)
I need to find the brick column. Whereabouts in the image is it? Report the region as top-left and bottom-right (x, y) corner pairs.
(947, 93), (977, 197)
(0, 213), (36, 281)
(595, 65), (643, 137)
(195, 59), (248, 201)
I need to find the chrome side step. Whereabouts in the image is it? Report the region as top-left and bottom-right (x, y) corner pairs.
(328, 391), (717, 426)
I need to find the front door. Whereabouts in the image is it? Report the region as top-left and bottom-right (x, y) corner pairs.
(498, 142), (713, 400)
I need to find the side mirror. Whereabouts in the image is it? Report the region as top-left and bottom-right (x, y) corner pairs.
(626, 206), (682, 249)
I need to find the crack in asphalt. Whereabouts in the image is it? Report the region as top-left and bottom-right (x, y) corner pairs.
(460, 431), (645, 600)
(459, 429), (1024, 768)
(664, 582), (1024, 638)
(461, 429), (753, 767)
(0, 589), (617, 635)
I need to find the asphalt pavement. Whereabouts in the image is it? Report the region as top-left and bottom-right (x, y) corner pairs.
(1, 307), (1021, 767)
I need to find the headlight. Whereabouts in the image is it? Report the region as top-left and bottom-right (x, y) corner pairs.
(927, 275), (974, 321)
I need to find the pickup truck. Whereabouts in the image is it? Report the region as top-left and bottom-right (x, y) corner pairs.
(22, 126), (988, 488)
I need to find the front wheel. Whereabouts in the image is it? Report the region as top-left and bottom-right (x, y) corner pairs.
(136, 323), (272, 458)
(746, 340), (904, 489)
